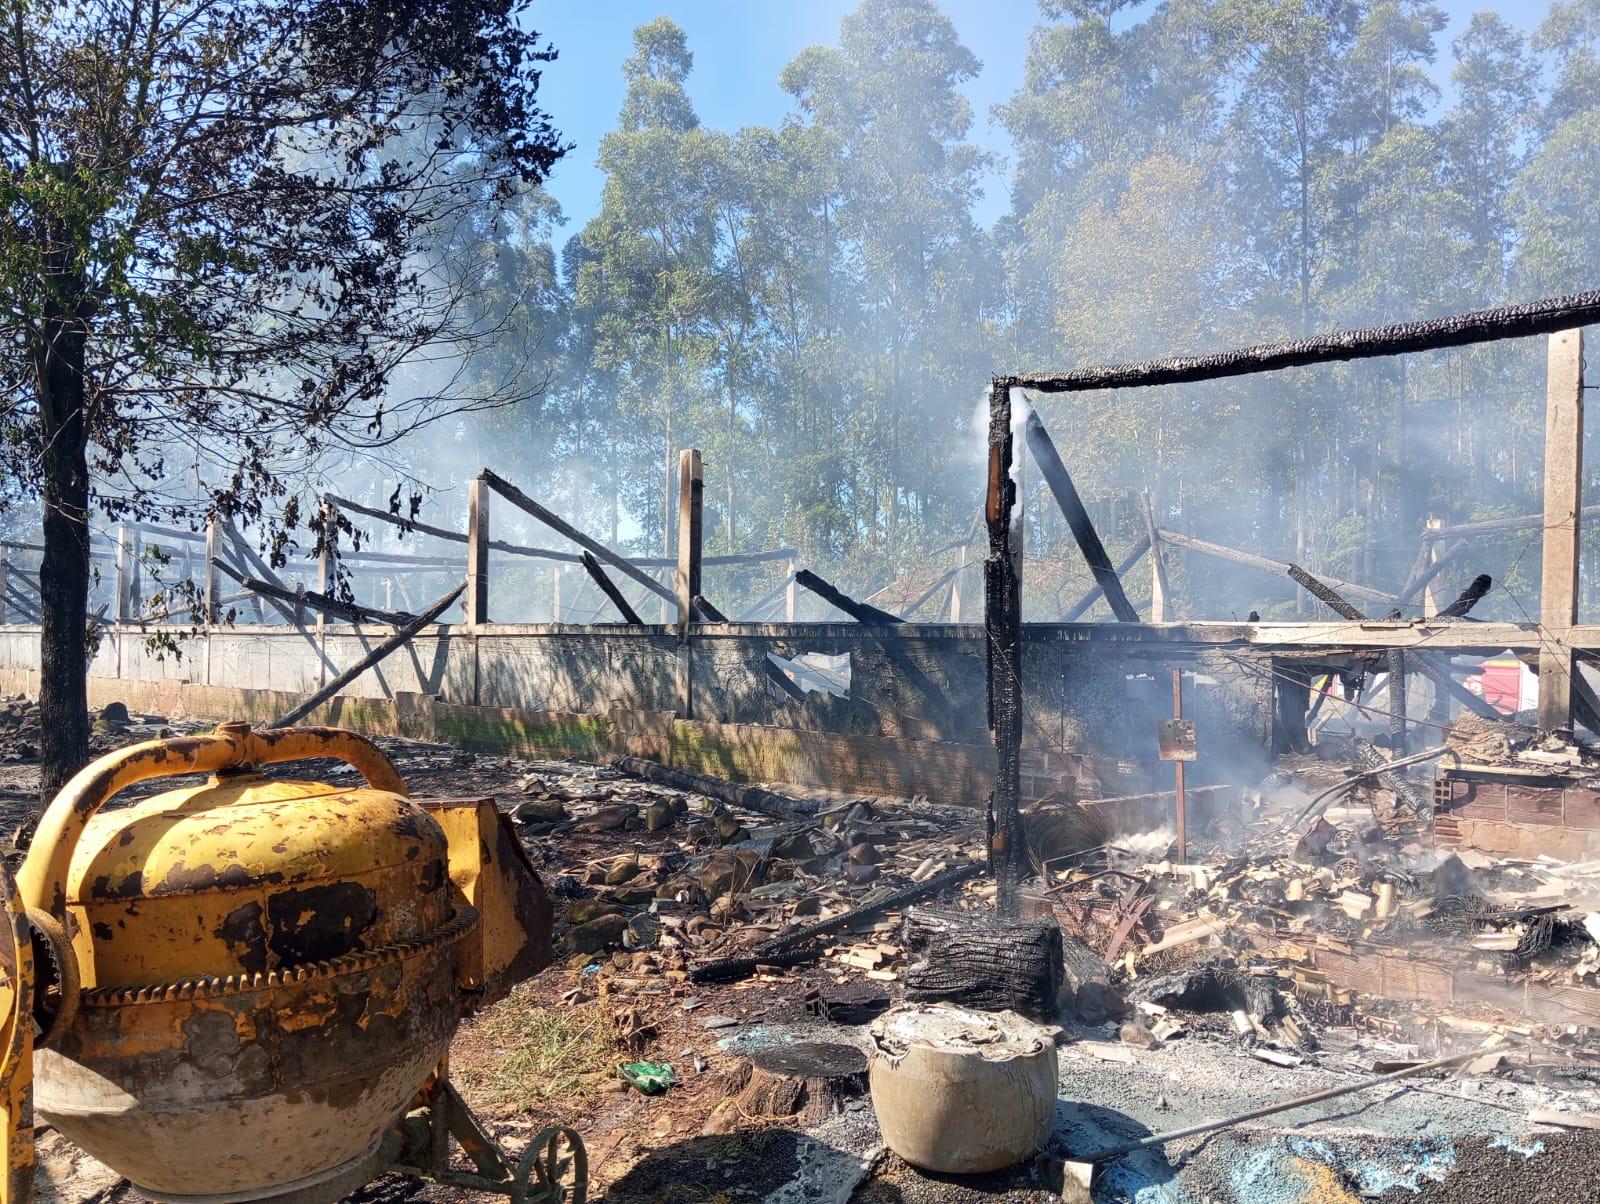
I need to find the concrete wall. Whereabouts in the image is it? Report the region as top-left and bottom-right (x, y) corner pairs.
(0, 620), (1275, 804)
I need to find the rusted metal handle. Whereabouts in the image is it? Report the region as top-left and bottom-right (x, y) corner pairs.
(18, 723), (406, 918)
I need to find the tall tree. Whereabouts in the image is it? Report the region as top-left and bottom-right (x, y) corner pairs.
(781, 0), (994, 567)
(575, 18), (721, 556)
(0, 0), (565, 796)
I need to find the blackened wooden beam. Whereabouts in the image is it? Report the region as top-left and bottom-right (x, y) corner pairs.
(1061, 536), (1149, 621)
(1287, 561), (1500, 721)
(273, 582), (464, 727)
(580, 551), (643, 624)
(692, 594), (727, 623)
(481, 469), (677, 606)
(212, 560), (416, 626)
(986, 381), (1026, 917)
(1287, 564), (1365, 621)
(1023, 410), (1140, 622)
(793, 569), (903, 625)
(1437, 574), (1492, 619)
(1003, 290), (1600, 394)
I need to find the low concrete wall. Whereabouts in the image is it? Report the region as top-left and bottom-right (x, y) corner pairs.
(0, 619), (1274, 805)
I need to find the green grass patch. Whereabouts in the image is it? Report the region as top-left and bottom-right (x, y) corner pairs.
(453, 983), (620, 1116)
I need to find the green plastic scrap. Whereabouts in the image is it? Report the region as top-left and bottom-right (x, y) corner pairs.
(618, 1060), (677, 1095)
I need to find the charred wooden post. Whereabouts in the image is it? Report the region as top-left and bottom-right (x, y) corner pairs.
(580, 552), (643, 624)
(1024, 410), (1139, 622)
(902, 907), (1064, 1021)
(986, 381), (1026, 918)
(675, 449), (702, 630)
(1539, 329), (1584, 732)
(793, 569), (903, 625)
(114, 523), (135, 623)
(1388, 649), (1408, 751)
(692, 594), (726, 622)
(675, 450), (703, 718)
(466, 477), (490, 628)
(1272, 661), (1313, 755)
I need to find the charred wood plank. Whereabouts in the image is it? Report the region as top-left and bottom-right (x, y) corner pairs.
(579, 552), (643, 624)
(793, 569), (903, 625)
(1024, 411), (1140, 622)
(1062, 536), (1151, 621)
(213, 561), (414, 626)
(272, 581), (464, 727)
(690, 861), (985, 984)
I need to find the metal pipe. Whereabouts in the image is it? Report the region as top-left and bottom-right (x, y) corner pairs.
(1292, 744), (1456, 826)
(1078, 1047), (1490, 1165)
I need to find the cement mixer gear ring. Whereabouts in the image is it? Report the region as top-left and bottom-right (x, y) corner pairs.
(24, 906), (78, 1044)
(73, 904), (478, 1008)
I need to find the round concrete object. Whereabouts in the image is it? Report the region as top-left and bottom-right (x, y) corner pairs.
(868, 1004), (1058, 1174)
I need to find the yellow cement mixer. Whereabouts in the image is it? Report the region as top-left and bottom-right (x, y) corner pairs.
(0, 722), (584, 1203)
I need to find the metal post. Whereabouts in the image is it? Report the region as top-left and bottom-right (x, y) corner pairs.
(1172, 667), (1187, 863)
(466, 477), (489, 629)
(1538, 329), (1584, 731)
(984, 381), (1027, 917)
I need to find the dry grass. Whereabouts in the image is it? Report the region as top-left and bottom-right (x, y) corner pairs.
(452, 982), (621, 1117)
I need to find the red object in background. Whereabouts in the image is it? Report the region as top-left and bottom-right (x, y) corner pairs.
(1468, 658), (1521, 715)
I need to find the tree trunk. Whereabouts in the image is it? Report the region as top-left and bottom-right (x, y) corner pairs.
(36, 316), (92, 805)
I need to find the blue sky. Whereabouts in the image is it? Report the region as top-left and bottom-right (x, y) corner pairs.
(530, 0), (1548, 238)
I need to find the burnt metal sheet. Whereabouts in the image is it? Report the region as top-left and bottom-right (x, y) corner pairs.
(1156, 719), (1196, 761)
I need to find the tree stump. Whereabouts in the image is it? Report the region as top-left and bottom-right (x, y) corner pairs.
(730, 1042), (868, 1125)
(902, 907), (1064, 1020)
